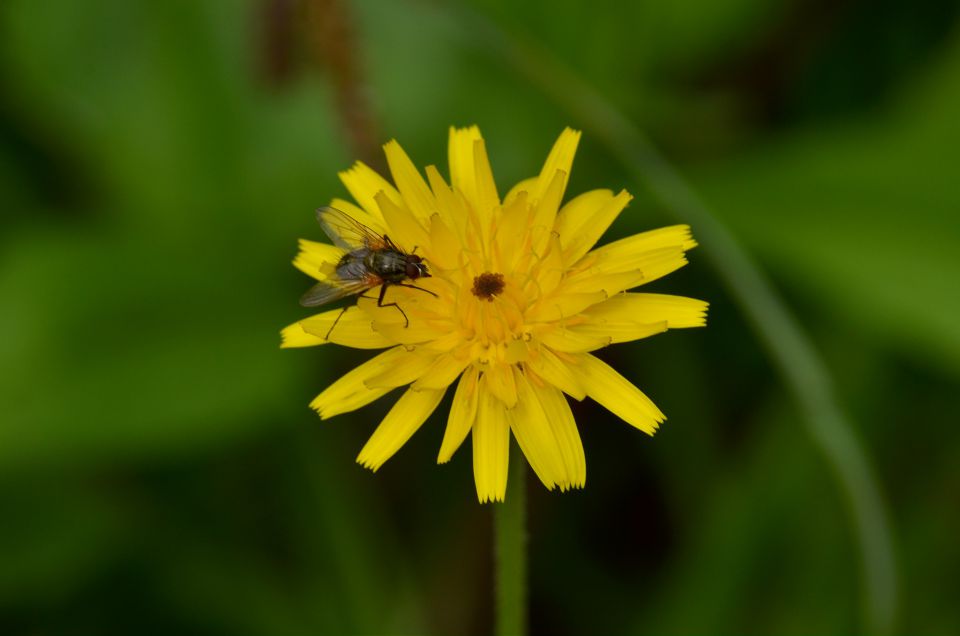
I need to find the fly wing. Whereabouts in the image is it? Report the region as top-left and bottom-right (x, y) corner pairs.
(316, 206), (389, 251)
(299, 278), (373, 307)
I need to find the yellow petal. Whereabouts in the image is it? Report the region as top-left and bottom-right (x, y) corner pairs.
(370, 318), (448, 346)
(532, 233), (565, 298)
(503, 177), (538, 205)
(539, 324), (612, 353)
(573, 353), (664, 434)
(558, 269), (646, 296)
(525, 348), (586, 400)
(438, 365), (479, 463)
(589, 225), (697, 269)
(448, 126), (483, 210)
(631, 248), (690, 284)
(356, 387), (446, 471)
(426, 164), (469, 240)
(288, 307), (393, 349)
(413, 329), (469, 355)
(338, 162), (401, 222)
(529, 378), (585, 489)
(364, 350), (437, 389)
(384, 139), (437, 222)
(412, 352), (471, 390)
(310, 347), (408, 419)
(566, 320), (668, 346)
(584, 293), (708, 328)
(530, 127), (580, 203)
(526, 291), (608, 323)
(472, 137), (500, 217)
(529, 169), (567, 258)
(508, 370), (567, 490)
(493, 191), (531, 275)
(574, 245), (689, 290)
(561, 189), (633, 265)
(553, 189), (614, 254)
(448, 126), (499, 227)
(280, 322), (326, 348)
(426, 213), (462, 273)
(503, 338), (531, 365)
(525, 291), (607, 323)
(484, 364), (518, 408)
(292, 239), (343, 280)
(375, 191), (430, 254)
(564, 235), (691, 295)
(472, 375), (510, 503)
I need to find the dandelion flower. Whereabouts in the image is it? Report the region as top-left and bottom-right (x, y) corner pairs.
(282, 126), (706, 502)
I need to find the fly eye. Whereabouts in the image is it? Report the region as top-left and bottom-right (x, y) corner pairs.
(406, 263), (421, 279)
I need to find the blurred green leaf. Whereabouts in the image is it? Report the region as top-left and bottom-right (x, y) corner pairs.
(2, 0), (959, 633)
(692, 35), (960, 374)
(0, 229), (299, 470)
(0, 0), (348, 470)
(0, 480), (125, 606)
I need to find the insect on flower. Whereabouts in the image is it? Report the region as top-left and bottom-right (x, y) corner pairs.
(284, 127), (708, 503)
(300, 206), (437, 339)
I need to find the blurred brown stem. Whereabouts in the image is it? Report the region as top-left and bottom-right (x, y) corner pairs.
(305, 0), (382, 167)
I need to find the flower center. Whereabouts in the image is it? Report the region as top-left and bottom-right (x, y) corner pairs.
(472, 272), (505, 301)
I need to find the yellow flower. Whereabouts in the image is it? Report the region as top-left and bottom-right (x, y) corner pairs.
(282, 126), (706, 502)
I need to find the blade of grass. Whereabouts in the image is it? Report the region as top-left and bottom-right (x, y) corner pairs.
(435, 5), (898, 634)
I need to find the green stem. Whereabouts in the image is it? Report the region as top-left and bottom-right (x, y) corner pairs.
(435, 6), (898, 634)
(494, 449), (527, 636)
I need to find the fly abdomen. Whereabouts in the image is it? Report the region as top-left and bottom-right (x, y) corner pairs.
(366, 250), (409, 280)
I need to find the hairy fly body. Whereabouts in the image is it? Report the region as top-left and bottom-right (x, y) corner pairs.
(300, 206), (436, 338)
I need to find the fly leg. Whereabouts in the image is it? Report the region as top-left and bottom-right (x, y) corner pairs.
(375, 283), (409, 328)
(394, 283), (439, 298)
(326, 289), (380, 339)
(324, 307), (348, 340)
(372, 284), (439, 328)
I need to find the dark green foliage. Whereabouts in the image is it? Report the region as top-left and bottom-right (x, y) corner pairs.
(1, 0), (957, 633)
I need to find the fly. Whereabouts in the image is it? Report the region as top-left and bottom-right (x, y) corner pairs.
(300, 206), (438, 339)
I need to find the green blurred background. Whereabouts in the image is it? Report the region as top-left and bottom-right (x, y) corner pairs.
(2, 0), (959, 633)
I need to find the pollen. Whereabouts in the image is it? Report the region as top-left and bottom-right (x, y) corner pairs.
(472, 272), (505, 301)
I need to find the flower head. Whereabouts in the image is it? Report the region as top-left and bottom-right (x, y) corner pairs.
(283, 126), (706, 502)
